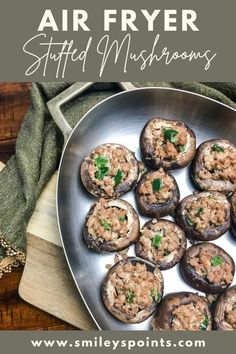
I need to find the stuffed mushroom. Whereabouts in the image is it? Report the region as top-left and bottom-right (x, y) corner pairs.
(191, 139), (236, 194)
(180, 243), (235, 294)
(84, 198), (140, 253)
(175, 191), (230, 241)
(81, 143), (139, 198)
(136, 219), (187, 270)
(102, 257), (164, 323)
(140, 117), (196, 170)
(135, 169), (180, 218)
(214, 286), (236, 330)
(230, 192), (236, 237)
(152, 292), (212, 331)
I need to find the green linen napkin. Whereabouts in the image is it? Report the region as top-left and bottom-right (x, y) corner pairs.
(0, 82), (236, 276)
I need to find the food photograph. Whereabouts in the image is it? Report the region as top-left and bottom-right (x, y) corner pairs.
(0, 82), (236, 332)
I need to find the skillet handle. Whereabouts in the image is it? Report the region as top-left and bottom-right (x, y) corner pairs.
(47, 82), (94, 142)
(47, 81), (136, 143)
(119, 82), (137, 91)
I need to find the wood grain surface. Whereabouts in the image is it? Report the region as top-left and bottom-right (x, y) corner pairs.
(0, 82), (76, 330)
(19, 234), (95, 330)
(0, 83), (31, 163)
(18, 160), (95, 329)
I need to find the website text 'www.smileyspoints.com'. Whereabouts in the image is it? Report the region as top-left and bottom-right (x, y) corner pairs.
(30, 336), (205, 351)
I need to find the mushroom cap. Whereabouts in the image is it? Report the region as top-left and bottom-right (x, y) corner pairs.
(135, 170), (180, 218)
(191, 139), (236, 194)
(140, 117), (196, 171)
(102, 257), (164, 323)
(135, 219), (187, 270)
(175, 191), (231, 241)
(152, 292), (212, 331)
(81, 143), (139, 198)
(180, 242), (235, 294)
(214, 286), (236, 330)
(84, 198), (140, 253)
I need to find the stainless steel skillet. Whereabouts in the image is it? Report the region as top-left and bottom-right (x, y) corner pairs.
(47, 82), (236, 330)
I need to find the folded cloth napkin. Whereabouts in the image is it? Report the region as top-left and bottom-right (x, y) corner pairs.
(0, 81), (236, 276)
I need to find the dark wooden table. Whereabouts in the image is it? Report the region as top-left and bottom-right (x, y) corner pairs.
(0, 82), (75, 330)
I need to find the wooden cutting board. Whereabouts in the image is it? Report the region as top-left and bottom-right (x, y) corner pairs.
(17, 170), (96, 330)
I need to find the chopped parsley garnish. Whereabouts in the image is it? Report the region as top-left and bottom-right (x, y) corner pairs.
(150, 288), (162, 303)
(95, 166), (109, 180)
(212, 144), (224, 153)
(127, 290), (135, 304)
(178, 144), (186, 152)
(94, 155), (109, 180)
(94, 155), (108, 167)
(118, 215), (126, 222)
(101, 220), (111, 230)
(114, 169), (123, 186)
(151, 234), (163, 248)
(196, 207), (204, 216)
(211, 255), (223, 266)
(185, 215), (195, 227)
(163, 129), (179, 144)
(152, 178), (162, 192)
(199, 316), (209, 330)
